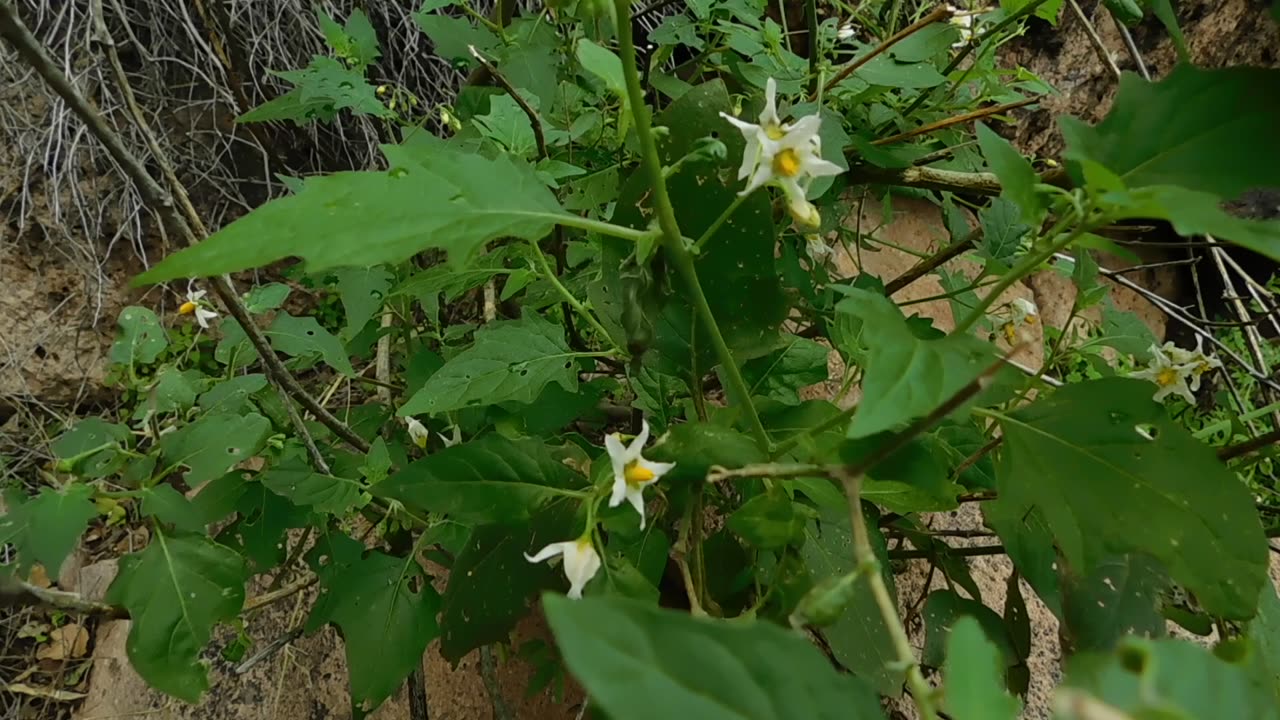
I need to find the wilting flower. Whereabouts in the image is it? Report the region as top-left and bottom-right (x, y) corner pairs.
(405, 417), (431, 449)
(439, 425), (462, 448)
(524, 536), (601, 599)
(720, 79), (842, 228)
(805, 234), (833, 264)
(605, 419), (676, 530)
(836, 22), (856, 41)
(1161, 337), (1222, 392)
(1000, 297), (1039, 344)
(178, 285), (218, 329)
(1130, 343), (1197, 405)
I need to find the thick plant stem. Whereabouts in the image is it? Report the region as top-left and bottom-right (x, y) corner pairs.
(835, 468), (939, 719)
(612, 0), (770, 452)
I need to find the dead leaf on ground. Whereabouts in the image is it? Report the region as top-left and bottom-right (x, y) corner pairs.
(27, 564), (51, 588)
(17, 621), (50, 640)
(37, 624), (90, 661)
(3, 682), (88, 702)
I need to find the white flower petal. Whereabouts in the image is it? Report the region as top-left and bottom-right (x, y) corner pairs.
(605, 433), (629, 481)
(624, 485), (648, 530)
(761, 77), (780, 128)
(798, 154), (844, 179)
(627, 419), (651, 459)
(194, 307), (219, 328)
(523, 541), (571, 564)
(562, 540), (601, 599)
(608, 472), (628, 508)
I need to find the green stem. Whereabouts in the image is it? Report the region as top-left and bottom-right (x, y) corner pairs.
(612, 0), (771, 453)
(692, 192), (749, 253)
(955, 209), (1085, 334)
(1195, 399), (1280, 440)
(805, 0), (820, 97)
(556, 213), (660, 243)
(528, 238), (620, 352)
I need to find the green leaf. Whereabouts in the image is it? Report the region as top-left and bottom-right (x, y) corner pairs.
(138, 366), (202, 418)
(1250, 584), (1280, 691)
(414, 12), (498, 64)
(243, 282), (291, 313)
(104, 531), (247, 702)
(359, 437), (393, 485)
(332, 266), (392, 340)
(1100, 184), (1280, 262)
(110, 306), (168, 365)
(978, 197), (1028, 265)
(306, 534), (440, 714)
(339, 9), (381, 69)
(439, 499), (578, 662)
(836, 288), (1004, 438)
(0, 484), (97, 576)
(398, 315), (578, 415)
(888, 23), (960, 61)
(1060, 637), (1280, 720)
(976, 123), (1043, 225)
(376, 435), (585, 524)
(991, 377), (1268, 619)
(474, 94), (538, 157)
(800, 511), (902, 696)
(726, 489), (808, 549)
(1144, 0), (1188, 60)
(646, 422), (766, 483)
(544, 594), (887, 720)
(261, 454), (366, 515)
(575, 39), (627, 102)
(51, 418), (130, 479)
(922, 590), (1016, 668)
(841, 434), (963, 513)
(1061, 65), (1280, 200)
(159, 413), (272, 487)
(266, 313), (355, 376)
(739, 336), (830, 405)
(1097, 299), (1157, 361)
(221, 482), (310, 571)
(139, 485), (206, 533)
(854, 55), (946, 88)
(198, 374), (269, 414)
(943, 617), (1021, 720)
(983, 498), (1062, 617)
(135, 137), (565, 284)
(1061, 554), (1167, 653)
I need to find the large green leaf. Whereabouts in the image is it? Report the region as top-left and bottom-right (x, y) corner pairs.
(840, 433), (963, 514)
(305, 534), (440, 715)
(261, 454), (367, 515)
(1061, 554), (1167, 653)
(104, 531), (247, 702)
(375, 435), (586, 525)
(0, 484), (97, 576)
(544, 594), (886, 720)
(837, 288), (1005, 438)
(398, 315), (578, 416)
(159, 413), (272, 487)
(1059, 637), (1280, 720)
(332, 266), (392, 340)
(135, 137), (565, 283)
(942, 617), (1021, 720)
(992, 378), (1268, 619)
(800, 511), (902, 696)
(739, 336), (830, 405)
(976, 123), (1043, 225)
(1061, 65), (1280, 200)
(922, 590), (1016, 668)
(646, 422), (766, 483)
(1099, 184), (1280, 261)
(439, 499), (578, 662)
(51, 418), (131, 479)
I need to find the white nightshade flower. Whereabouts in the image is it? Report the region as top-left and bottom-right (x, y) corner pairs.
(524, 537), (601, 599)
(605, 419), (676, 530)
(1130, 343), (1197, 405)
(741, 115), (843, 228)
(439, 425), (462, 448)
(946, 4), (989, 47)
(178, 286), (219, 329)
(1160, 337), (1222, 392)
(405, 417), (431, 449)
(999, 297), (1038, 344)
(837, 23), (855, 41)
(720, 77), (788, 184)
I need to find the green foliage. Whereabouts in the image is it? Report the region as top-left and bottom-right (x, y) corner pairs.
(111, 306), (168, 366)
(942, 617), (1021, 720)
(544, 594), (887, 719)
(0, 484), (97, 576)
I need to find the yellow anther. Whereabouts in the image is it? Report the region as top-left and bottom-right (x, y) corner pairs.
(178, 301), (198, 315)
(1156, 367), (1179, 387)
(624, 463), (656, 485)
(773, 148), (802, 177)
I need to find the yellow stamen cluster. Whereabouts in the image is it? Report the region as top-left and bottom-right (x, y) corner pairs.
(624, 461), (655, 485)
(1156, 367), (1179, 387)
(178, 301), (198, 315)
(773, 148), (802, 178)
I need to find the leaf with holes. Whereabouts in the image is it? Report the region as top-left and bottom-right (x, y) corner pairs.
(375, 435), (585, 524)
(134, 137), (566, 284)
(266, 313), (355, 376)
(398, 315), (577, 416)
(159, 413), (272, 487)
(110, 306), (168, 366)
(544, 594), (886, 720)
(991, 377), (1268, 619)
(332, 266), (392, 341)
(0, 484), (97, 577)
(104, 531), (247, 702)
(305, 533), (440, 715)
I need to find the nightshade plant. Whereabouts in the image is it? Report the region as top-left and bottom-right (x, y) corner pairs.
(3, 0), (1280, 718)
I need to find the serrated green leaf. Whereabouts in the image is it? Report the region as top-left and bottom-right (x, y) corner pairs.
(943, 617), (1021, 720)
(376, 435), (584, 524)
(1061, 65), (1280, 200)
(261, 455), (366, 515)
(220, 482), (310, 571)
(110, 306), (168, 366)
(398, 316), (577, 415)
(139, 485), (205, 533)
(978, 197), (1028, 265)
(104, 531), (247, 702)
(439, 499), (578, 662)
(992, 377), (1268, 619)
(1060, 637), (1280, 720)
(977, 123), (1043, 226)
(1061, 554), (1167, 653)
(266, 313), (355, 376)
(159, 413), (272, 487)
(359, 437), (393, 485)
(243, 283), (291, 313)
(544, 594), (886, 720)
(305, 533), (440, 714)
(922, 590), (1016, 668)
(475, 94), (538, 157)
(340, 9), (381, 69)
(739, 336), (830, 405)
(0, 484), (97, 576)
(135, 138), (565, 284)
(800, 511), (901, 696)
(836, 288), (1004, 438)
(332, 266), (392, 341)
(51, 418), (130, 479)
(414, 12), (499, 64)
